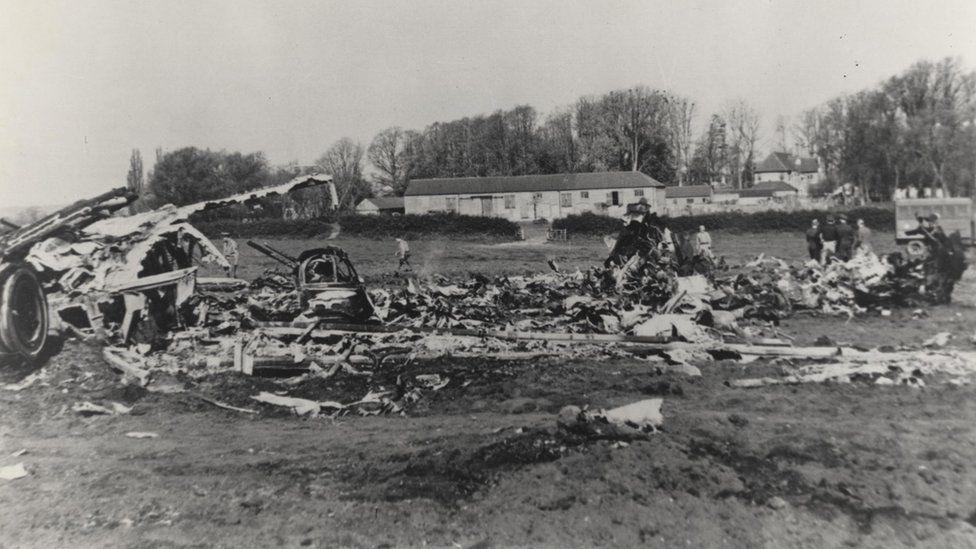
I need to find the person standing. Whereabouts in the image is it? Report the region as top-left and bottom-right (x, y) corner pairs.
(855, 218), (873, 254)
(395, 238), (412, 272)
(696, 225), (713, 259)
(819, 215), (838, 264)
(835, 214), (855, 261)
(805, 219), (822, 261)
(220, 232), (239, 278)
(661, 226), (676, 255)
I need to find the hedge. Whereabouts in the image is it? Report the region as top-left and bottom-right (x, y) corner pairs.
(194, 212), (521, 240)
(552, 207), (895, 236)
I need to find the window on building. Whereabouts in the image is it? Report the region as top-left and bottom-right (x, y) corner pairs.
(580, 191), (589, 199)
(559, 193), (572, 207)
(686, 198), (694, 204)
(532, 192), (543, 200)
(445, 197), (457, 212)
(634, 189), (644, 197)
(504, 194), (515, 209)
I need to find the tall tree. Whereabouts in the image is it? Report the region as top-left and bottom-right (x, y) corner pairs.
(772, 115), (791, 153)
(368, 126), (410, 195)
(665, 94), (696, 185)
(316, 138), (369, 210)
(126, 149), (144, 194)
(801, 57), (976, 200)
(537, 108), (578, 173)
(723, 99), (761, 188)
(148, 147), (230, 205)
(147, 147), (271, 206)
(603, 86), (669, 173)
(688, 114), (727, 185)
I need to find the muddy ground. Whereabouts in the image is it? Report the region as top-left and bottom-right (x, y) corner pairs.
(2, 233), (976, 548)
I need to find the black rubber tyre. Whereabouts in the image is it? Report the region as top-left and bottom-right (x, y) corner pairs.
(0, 266), (49, 360)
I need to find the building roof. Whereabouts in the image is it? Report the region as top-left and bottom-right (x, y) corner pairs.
(735, 188), (776, 198)
(755, 152), (819, 174)
(665, 184), (713, 199)
(359, 196), (404, 210)
(751, 180), (799, 193)
(404, 171), (665, 197)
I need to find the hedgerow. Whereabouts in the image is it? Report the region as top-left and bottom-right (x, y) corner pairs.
(194, 212), (520, 240)
(552, 207), (895, 236)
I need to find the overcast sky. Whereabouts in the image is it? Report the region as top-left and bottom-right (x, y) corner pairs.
(1, 0), (974, 208)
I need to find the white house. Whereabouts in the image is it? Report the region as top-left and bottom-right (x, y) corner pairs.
(734, 188), (777, 206)
(664, 185), (712, 207)
(403, 172), (666, 221)
(355, 196), (404, 215)
(754, 152), (821, 197)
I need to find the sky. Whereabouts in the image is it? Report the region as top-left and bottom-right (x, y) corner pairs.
(1, 0), (975, 208)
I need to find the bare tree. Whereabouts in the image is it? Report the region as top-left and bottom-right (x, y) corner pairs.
(537, 108), (578, 173)
(723, 99), (761, 188)
(605, 86), (669, 173)
(368, 127), (409, 195)
(773, 115), (791, 153)
(126, 149), (144, 194)
(316, 138), (369, 210)
(665, 94), (696, 185)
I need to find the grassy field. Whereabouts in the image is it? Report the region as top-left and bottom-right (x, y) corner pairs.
(228, 230), (900, 283)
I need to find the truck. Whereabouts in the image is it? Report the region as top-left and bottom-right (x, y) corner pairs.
(894, 197), (973, 255)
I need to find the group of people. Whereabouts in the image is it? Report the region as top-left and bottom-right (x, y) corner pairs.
(804, 214), (872, 264)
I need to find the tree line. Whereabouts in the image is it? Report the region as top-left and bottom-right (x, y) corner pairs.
(785, 57), (976, 200)
(366, 89), (763, 192)
(126, 57), (974, 210)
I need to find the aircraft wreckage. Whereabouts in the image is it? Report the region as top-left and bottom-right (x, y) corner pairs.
(0, 174), (336, 360)
(2, 176), (973, 412)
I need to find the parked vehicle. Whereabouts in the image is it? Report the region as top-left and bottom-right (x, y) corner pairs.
(895, 197), (973, 245)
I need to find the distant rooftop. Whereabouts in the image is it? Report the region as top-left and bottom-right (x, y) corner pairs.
(751, 180), (799, 193)
(664, 184), (713, 199)
(360, 196), (404, 209)
(735, 188), (777, 198)
(405, 171), (665, 197)
(755, 152), (819, 174)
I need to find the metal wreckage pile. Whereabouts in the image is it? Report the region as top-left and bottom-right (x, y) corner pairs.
(2, 181), (973, 420)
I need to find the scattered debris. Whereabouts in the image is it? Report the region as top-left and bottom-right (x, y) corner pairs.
(730, 349), (976, 388)
(601, 399), (665, 432)
(102, 347), (151, 385)
(195, 395), (257, 415)
(2, 370), (48, 391)
(125, 432), (159, 439)
(0, 463), (28, 481)
(250, 392), (343, 417)
(923, 332), (952, 348)
(557, 399), (664, 440)
(767, 496), (788, 510)
(72, 401), (132, 416)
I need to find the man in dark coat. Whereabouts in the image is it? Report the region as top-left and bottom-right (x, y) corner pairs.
(805, 219), (822, 261)
(835, 214), (856, 261)
(819, 215), (839, 263)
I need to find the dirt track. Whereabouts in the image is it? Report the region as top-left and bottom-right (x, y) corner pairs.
(2, 235), (976, 548)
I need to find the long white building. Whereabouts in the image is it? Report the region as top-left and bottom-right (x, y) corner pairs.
(403, 171), (666, 221)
